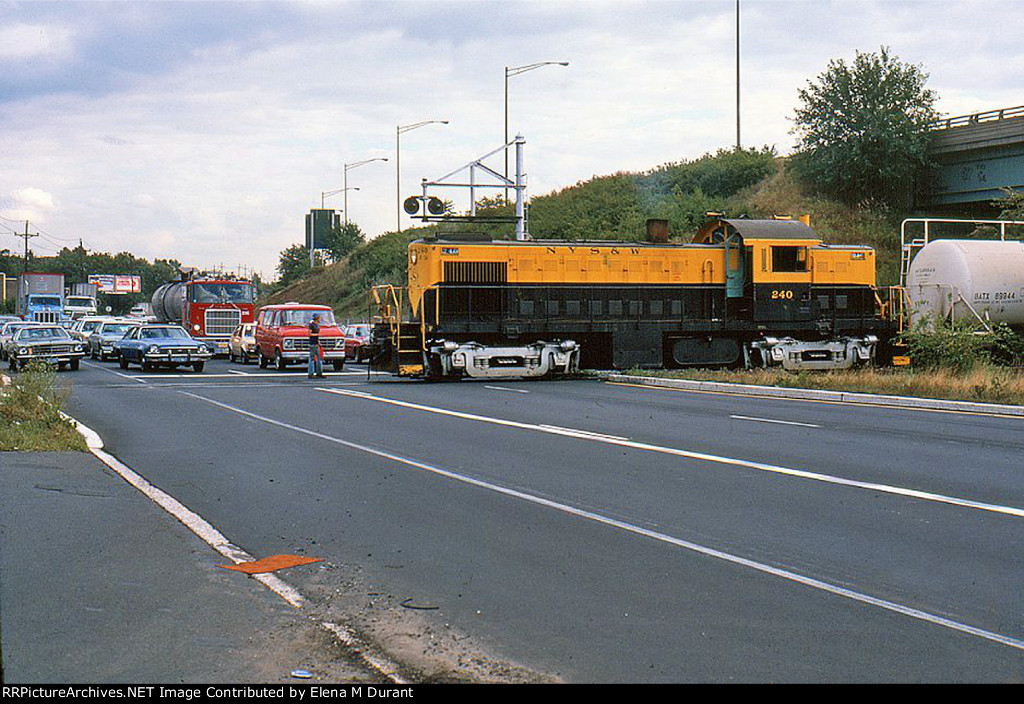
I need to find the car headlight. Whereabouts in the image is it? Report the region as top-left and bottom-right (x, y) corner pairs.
(283, 339), (295, 350)
(148, 345), (160, 354)
(193, 324), (200, 331)
(74, 344), (84, 351)
(19, 347), (28, 355)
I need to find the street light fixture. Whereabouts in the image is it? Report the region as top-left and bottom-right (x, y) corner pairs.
(321, 187), (358, 209)
(343, 157), (388, 225)
(396, 120), (449, 234)
(505, 61), (569, 199)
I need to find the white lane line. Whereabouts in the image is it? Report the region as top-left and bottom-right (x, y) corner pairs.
(731, 415), (821, 429)
(65, 412), (409, 684)
(83, 360), (147, 383)
(227, 369), (250, 376)
(314, 387), (1024, 520)
(173, 391), (1024, 654)
(484, 385), (530, 394)
(538, 424), (630, 441)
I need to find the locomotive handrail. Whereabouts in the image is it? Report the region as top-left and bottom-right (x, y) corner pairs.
(899, 218), (1024, 288)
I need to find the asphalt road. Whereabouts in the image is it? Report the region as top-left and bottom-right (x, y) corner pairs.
(60, 357), (1024, 682)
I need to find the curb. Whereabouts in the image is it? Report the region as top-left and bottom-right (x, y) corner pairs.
(606, 374), (1024, 417)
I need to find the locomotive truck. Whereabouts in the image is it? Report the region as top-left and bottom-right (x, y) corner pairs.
(369, 217), (895, 379)
(151, 275), (256, 356)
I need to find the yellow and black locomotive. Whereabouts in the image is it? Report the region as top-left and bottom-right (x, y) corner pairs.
(371, 217), (892, 379)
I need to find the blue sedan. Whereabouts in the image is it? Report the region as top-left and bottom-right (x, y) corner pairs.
(115, 324), (212, 372)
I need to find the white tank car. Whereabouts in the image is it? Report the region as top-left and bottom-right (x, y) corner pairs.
(906, 239), (1024, 330)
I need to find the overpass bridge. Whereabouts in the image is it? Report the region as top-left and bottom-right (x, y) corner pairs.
(920, 105), (1024, 211)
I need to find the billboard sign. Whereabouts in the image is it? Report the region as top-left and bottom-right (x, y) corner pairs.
(89, 274), (142, 295)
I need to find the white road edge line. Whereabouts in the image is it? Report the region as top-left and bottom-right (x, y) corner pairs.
(484, 385), (530, 394)
(730, 415), (822, 428)
(64, 411), (409, 685)
(174, 391), (1024, 653)
(313, 387), (1024, 520)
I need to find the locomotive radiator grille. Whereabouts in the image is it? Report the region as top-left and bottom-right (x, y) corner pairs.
(204, 308), (242, 336)
(443, 261), (507, 284)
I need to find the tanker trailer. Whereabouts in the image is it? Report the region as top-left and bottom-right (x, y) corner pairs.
(150, 282), (187, 324)
(906, 239), (1024, 331)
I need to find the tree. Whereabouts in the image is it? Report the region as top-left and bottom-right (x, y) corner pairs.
(324, 221), (365, 262)
(791, 47), (939, 207)
(996, 188), (1024, 237)
(276, 244), (317, 287)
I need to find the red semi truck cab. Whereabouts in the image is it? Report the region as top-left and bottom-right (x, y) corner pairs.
(151, 278), (256, 356)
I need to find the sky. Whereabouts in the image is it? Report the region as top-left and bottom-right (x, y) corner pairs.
(1, 0), (1022, 281)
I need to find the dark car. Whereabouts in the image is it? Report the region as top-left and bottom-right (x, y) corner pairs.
(6, 325), (86, 371)
(114, 324), (212, 372)
(87, 319), (140, 361)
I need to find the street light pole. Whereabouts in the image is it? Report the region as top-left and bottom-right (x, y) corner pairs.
(504, 61), (569, 200)
(322, 188), (357, 209)
(343, 157), (388, 225)
(396, 120), (448, 234)
(736, 0), (741, 150)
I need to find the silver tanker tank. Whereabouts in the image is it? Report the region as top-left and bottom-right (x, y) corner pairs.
(906, 239), (1024, 330)
(150, 281), (187, 323)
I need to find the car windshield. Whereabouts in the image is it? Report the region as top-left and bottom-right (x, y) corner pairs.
(16, 327), (70, 341)
(29, 295), (62, 307)
(102, 323), (136, 335)
(3, 323), (35, 335)
(350, 325), (370, 336)
(67, 297), (95, 306)
(191, 283), (255, 304)
(280, 310), (336, 326)
(140, 327), (190, 339)
(80, 320), (103, 332)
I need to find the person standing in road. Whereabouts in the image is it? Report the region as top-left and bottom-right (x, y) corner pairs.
(308, 313), (324, 379)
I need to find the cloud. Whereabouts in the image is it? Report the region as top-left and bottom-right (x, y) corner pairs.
(1, 1), (1022, 278)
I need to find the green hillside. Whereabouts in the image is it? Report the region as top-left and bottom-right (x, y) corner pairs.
(268, 150), (903, 321)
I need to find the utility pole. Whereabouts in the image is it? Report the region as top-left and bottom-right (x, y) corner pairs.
(736, 0), (741, 151)
(18, 221), (38, 273)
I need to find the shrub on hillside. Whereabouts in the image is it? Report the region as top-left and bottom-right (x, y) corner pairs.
(904, 323), (1024, 373)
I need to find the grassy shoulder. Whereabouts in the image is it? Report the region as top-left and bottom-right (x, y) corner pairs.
(1, 364), (88, 452)
(624, 365), (1024, 407)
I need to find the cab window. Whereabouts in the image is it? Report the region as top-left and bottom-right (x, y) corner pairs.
(771, 246), (808, 272)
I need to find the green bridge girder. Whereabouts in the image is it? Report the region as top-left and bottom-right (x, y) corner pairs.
(922, 106), (1024, 207)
